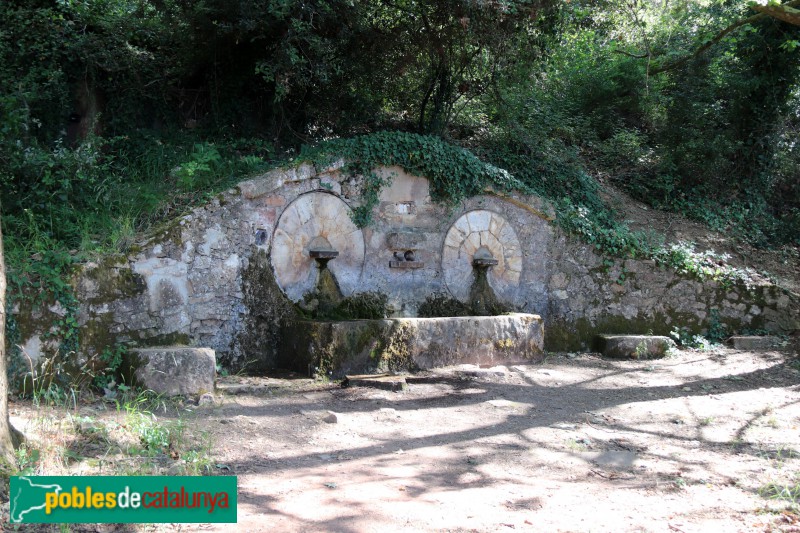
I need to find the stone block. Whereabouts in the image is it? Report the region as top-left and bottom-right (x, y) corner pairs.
(389, 260), (424, 269)
(239, 170), (284, 198)
(343, 374), (407, 391)
(729, 336), (780, 351)
(377, 167), (430, 202)
(386, 231), (425, 250)
(280, 313), (544, 377)
(594, 335), (676, 360)
(132, 347), (216, 396)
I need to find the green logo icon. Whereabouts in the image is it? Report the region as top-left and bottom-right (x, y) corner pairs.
(10, 476), (237, 523)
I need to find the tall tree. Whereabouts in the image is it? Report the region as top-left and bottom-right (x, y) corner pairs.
(0, 209), (19, 465)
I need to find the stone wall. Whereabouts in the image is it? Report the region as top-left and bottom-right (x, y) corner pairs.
(544, 239), (797, 350)
(11, 162), (800, 371)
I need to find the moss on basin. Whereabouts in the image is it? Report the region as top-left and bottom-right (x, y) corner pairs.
(280, 313), (544, 378)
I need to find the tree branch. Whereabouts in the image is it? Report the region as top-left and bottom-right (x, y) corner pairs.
(651, 0), (800, 75)
(751, 3), (800, 27)
(613, 49), (650, 59)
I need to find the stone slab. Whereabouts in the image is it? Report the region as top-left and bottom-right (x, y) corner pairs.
(279, 313), (544, 377)
(729, 336), (780, 350)
(594, 335), (676, 360)
(343, 374), (408, 391)
(131, 347), (216, 396)
(389, 260), (424, 269)
(386, 231), (425, 250)
(588, 450), (638, 470)
(404, 374), (452, 385)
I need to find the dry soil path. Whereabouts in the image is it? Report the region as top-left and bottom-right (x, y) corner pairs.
(191, 346), (800, 532)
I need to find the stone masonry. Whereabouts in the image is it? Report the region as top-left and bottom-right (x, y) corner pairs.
(12, 162), (800, 371)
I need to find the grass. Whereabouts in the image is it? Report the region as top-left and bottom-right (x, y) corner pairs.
(565, 437), (590, 452)
(759, 482), (800, 510)
(2, 388), (215, 481)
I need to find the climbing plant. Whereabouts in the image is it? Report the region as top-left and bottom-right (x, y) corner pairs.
(302, 131), (527, 226)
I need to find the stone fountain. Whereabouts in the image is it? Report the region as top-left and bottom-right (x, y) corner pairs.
(470, 246), (501, 316)
(272, 185), (544, 378)
(304, 236), (342, 316)
(13, 158), (798, 397)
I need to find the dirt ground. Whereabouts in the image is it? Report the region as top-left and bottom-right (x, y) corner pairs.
(5, 344), (800, 532)
(169, 344), (798, 532)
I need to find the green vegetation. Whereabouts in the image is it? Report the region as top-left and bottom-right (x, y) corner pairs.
(418, 293), (472, 318)
(759, 481), (800, 510)
(304, 131), (527, 226)
(300, 290), (389, 320)
(1, 1), (799, 370)
(0, 389), (214, 482)
(3, 1), (796, 265)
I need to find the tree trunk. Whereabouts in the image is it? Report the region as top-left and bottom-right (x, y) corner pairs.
(0, 210), (20, 465)
(752, 2), (800, 28)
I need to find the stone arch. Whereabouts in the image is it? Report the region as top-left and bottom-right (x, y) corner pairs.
(270, 192), (365, 302)
(441, 209), (522, 302)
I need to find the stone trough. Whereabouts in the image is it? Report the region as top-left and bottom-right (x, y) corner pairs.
(279, 313), (544, 378)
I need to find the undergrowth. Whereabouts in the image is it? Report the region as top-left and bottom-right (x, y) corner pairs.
(3, 129), (769, 300)
(3, 389), (214, 481)
(302, 132), (761, 285)
(2, 131), (277, 395)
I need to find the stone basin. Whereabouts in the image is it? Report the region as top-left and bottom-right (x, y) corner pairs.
(279, 313), (544, 377)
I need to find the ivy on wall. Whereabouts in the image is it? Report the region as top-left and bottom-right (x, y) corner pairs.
(302, 131), (527, 226)
(301, 131), (761, 286)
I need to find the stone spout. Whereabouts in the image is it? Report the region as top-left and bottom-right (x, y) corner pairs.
(306, 236), (343, 316)
(470, 246), (502, 316)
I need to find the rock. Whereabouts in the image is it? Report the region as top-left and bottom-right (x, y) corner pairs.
(343, 374), (408, 391)
(486, 399), (527, 409)
(456, 366), (508, 378)
(594, 335), (676, 360)
(166, 462), (185, 476)
(216, 383), (254, 395)
(132, 347), (216, 397)
(238, 172), (283, 199)
(78, 419), (97, 432)
(323, 411), (338, 423)
(589, 451), (638, 469)
(404, 374), (450, 385)
(386, 231), (425, 250)
(197, 393), (216, 406)
(729, 336), (780, 350)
